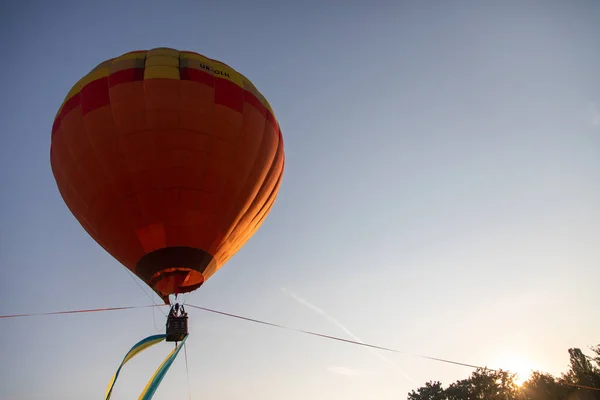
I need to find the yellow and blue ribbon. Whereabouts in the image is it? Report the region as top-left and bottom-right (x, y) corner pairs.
(105, 334), (166, 400)
(105, 333), (188, 400)
(138, 336), (188, 400)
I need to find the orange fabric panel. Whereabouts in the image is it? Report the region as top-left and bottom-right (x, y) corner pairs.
(50, 48), (285, 299)
(109, 82), (147, 135)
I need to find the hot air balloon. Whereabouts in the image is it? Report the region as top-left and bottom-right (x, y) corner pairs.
(51, 47), (284, 399)
(50, 47), (284, 306)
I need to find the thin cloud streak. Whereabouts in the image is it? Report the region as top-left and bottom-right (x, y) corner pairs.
(281, 287), (418, 384)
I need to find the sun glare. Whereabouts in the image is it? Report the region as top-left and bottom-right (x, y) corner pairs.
(496, 354), (535, 387)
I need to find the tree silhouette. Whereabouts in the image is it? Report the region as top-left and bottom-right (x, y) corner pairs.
(520, 371), (569, 400)
(407, 381), (445, 400)
(407, 346), (600, 400)
(559, 346), (600, 400)
(407, 368), (518, 400)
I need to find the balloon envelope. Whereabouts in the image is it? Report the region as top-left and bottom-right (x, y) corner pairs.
(50, 48), (284, 302)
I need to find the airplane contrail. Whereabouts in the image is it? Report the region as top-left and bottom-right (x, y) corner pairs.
(281, 287), (417, 384)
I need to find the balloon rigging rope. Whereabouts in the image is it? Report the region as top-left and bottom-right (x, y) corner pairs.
(125, 269), (167, 317)
(0, 304), (163, 319)
(124, 269), (165, 331)
(2, 303), (600, 392)
(184, 342), (193, 400)
(185, 304), (486, 370)
(0, 302), (485, 369)
(184, 305), (600, 392)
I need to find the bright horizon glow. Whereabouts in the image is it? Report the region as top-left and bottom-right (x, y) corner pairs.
(495, 354), (536, 386)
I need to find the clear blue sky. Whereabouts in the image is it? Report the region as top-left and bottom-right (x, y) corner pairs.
(1, 1), (599, 399)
